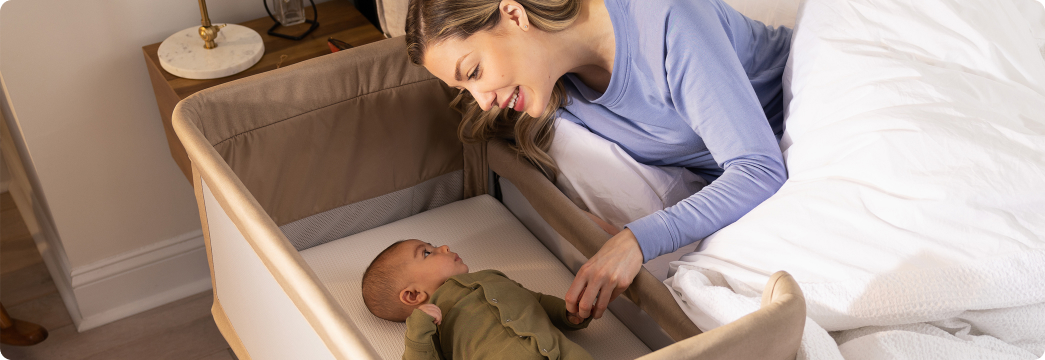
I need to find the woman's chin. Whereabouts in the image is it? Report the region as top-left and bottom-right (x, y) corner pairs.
(524, 106), (542, 118)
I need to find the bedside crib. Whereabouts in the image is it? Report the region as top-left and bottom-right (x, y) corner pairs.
(172, 36), (805, 360)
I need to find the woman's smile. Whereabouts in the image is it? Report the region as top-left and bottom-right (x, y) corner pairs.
(502, 86), (525, 111)
(501, 86), (519, 109)
(512, 87), (526, 112)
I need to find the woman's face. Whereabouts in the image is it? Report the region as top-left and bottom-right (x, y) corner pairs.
(423, 9), (559, 118)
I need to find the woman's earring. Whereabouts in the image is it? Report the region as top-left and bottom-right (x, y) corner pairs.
(523, 25), (528, 29)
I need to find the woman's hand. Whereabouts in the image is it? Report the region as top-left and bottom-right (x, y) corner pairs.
(419, 303), (442, 325)
(566, 311), (585, 325)
(564, 228), (644, 320)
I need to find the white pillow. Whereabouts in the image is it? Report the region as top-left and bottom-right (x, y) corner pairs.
(548, 119), (706, 231)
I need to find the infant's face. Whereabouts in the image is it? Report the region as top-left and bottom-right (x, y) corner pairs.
(397, 239), (469, 294)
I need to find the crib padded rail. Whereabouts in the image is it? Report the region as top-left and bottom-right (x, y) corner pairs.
(175, 37), (469, 231)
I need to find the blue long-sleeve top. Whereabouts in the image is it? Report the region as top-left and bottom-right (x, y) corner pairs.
(557, 0), (791, 262)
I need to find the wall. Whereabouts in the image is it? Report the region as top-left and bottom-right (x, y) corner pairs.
(0, 0), (315, 330)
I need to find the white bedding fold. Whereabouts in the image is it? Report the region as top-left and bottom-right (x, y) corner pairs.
(668, 250), (1045, 359)
(665, 0), (1045, 358)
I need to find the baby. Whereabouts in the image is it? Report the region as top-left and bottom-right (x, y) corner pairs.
(362, 239), (594, 360)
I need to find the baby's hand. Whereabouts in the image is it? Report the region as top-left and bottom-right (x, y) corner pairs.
(419, 304), (442, 325)
(567, 311), (585, 325)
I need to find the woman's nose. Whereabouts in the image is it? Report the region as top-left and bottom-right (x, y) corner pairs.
(438, 245), (450, 253)
(470, 89), (497, 111)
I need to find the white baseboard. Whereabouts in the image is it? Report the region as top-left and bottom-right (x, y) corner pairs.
(5, 121), (211, 332)
(5, 179), (84, 330)
(71, 230), (212, 332)
(5, 79), (211, 332)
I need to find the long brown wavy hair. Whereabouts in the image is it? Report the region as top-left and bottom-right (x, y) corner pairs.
(405, 0), (582, 180)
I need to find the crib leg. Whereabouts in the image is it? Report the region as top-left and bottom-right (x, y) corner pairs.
(0, 302), (48, 346)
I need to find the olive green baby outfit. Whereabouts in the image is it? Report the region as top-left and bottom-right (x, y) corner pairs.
(403, 270), (593, 360)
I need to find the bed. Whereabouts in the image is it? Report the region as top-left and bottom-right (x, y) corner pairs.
(662, 0), (1045, 358)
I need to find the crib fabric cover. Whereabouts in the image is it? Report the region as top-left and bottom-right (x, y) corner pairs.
(300, 195), (652, 359)
(175, 37), (480, 233)
(202, 178), (337, 360)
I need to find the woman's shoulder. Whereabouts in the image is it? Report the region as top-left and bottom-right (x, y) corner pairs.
(615, 0), (728, 18)
(611, 0), (734, 43)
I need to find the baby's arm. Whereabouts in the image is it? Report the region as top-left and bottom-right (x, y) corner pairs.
(524, 287), (593, 331)
(403, 307), (442, 360)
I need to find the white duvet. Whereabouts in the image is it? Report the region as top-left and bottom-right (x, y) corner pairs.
(666, 0), (1045, 358)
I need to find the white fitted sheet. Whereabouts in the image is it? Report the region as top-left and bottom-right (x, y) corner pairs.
(299, 195), (651, 359)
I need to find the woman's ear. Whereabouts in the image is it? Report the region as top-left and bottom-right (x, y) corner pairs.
(400, 286), (430, 307)
(499, 0), (531, 31)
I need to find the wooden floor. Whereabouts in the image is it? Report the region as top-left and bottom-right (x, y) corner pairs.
(0, 192), (235, 360)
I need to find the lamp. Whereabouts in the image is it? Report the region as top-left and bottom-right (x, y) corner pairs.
(156, 0), (265, 80)
(264, 0), (320, 40)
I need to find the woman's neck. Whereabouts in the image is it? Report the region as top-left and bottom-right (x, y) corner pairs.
(549, 0), (615, 93)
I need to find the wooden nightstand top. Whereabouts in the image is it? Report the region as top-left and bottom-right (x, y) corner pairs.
(144, 0), (386, 100)
(143, 0), (386, 182)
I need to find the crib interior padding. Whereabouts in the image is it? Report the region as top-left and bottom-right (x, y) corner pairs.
(176, 37), (478, 251)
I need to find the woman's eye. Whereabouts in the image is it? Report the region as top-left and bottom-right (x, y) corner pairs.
(423, 250), (431, 258)
(467, 65), (479, 80)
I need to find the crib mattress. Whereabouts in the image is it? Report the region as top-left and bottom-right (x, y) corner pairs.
(299, 195), (651, 359)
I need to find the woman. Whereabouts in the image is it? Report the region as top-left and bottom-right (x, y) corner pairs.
(405, 0), (790, 321)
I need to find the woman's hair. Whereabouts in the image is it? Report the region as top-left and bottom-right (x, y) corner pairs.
(405, 0), (582, 180)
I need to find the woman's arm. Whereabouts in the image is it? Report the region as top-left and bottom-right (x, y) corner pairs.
(566, 0), (787, 319)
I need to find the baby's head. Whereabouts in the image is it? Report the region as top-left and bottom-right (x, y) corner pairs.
(361, 239), (469, 321)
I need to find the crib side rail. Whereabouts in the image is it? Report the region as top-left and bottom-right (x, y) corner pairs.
(635, 271), (806, 360)
(175, 108), (380, 360)
(486, 139), (703, 341)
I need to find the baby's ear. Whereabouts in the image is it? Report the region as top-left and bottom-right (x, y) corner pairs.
(400, 287), (429, 307)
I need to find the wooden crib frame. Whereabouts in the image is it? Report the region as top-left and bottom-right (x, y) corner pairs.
(173, 37), (805, 360)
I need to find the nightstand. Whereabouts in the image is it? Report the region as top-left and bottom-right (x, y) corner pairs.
(143, 0), (385, 182)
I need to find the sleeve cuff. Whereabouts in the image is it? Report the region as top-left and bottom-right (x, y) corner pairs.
(626, 211), (680, 263)
(404, 309), (439, 350)
(556, 305), (593, 330)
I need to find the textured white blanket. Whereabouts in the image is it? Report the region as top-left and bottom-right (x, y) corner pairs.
(668, 250), (1045, 359)
(666, 0), (1045, 358)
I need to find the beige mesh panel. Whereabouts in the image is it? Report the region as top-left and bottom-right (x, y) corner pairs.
(280, 170), (463, 250)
